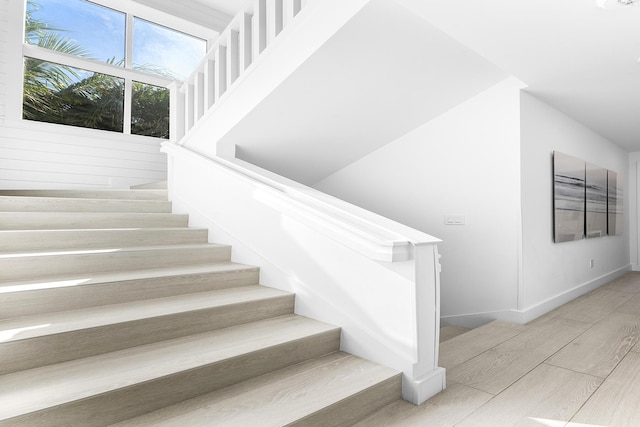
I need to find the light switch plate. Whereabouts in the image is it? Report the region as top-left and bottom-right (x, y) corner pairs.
(445, 215), (465, 225)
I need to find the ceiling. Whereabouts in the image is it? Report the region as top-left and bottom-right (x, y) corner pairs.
(144, 0), (640, 151)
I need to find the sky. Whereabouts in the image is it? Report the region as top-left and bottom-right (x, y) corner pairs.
(28, 0), (206, 81)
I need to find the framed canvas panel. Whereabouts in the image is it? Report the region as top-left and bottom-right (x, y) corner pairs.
(553, 151), (585, 243)
(585, 163), (607, 238)
(608, 170), (623, 235)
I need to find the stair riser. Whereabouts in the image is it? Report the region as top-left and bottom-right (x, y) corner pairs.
(1, 295), (295, 375)
(0, 213), (188, 230)
(0, 229), (208, 253)
(4, 330), (341, 426)
(0, 190), (168, 200)
(0, 197), (172, 213)
(0, 246), (231, 282)
(0, 268), (260, 319)
(292, 375), (402, 427)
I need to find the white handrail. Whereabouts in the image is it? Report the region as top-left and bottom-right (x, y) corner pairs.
(169, 0), (305, 142)
(162, 142), (440, 262)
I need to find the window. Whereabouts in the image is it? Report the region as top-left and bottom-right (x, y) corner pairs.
(23, 0), (209, 138)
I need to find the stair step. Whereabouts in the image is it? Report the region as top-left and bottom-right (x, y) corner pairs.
(0, 228), (208, 253)
(0, 211), (188, 230)
(114, 352), (402, 427)
(131, 181), (167, 190)
(0, 315), (340, 426)
(0, 263), (260, 319)
(0, 244), (231, 282)
(0, 285), (294, 374)
(0, 196), (172, 213)
(0, 189), (168, 200)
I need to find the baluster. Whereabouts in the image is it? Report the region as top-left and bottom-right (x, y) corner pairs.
(227, 30), (240, 86)
(239, 13), (253, 71)
(204, 59), (216, 109)
(253, 0), (267, 57)
(215, 45), (228, 101)
(184, 81), (195, 132)
(266, 0), (284, 44)
(194, 69), (205, 120)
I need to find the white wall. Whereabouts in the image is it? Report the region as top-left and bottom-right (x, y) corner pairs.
(315, 77), (525, 327)
(520, 92), (630, 319)
(0, 0), (166, 189)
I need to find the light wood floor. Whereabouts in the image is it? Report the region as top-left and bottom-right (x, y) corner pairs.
(356, 271), (640, 426)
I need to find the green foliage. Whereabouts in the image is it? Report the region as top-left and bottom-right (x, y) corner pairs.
(132, 82), (169, 138)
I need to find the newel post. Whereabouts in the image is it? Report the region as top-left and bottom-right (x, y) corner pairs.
(403, 242), (445, 404)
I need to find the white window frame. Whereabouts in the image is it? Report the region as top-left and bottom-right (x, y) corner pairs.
(22, 0), (218, 136)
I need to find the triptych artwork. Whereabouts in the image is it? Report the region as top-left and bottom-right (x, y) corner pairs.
(553, 151), (623, 243)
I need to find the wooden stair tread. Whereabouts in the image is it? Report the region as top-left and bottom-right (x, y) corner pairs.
(0, 227), (209, 253)
(0, 263), (261, 319)
(0, 195), (172, 212)
(114, 352), (402, 427)
(0, 314), (339, 421)
(0, 189), (168, 200)
(0, 262), (257, 293)
(0, 285), (291, 342)
(130, 181), (167, 190)
(0, 243), (232, 282)
(1, 242), (230, 259)
(0, 211), (188, 230)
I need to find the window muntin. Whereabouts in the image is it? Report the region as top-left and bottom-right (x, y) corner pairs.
(133, 18), (206, 81)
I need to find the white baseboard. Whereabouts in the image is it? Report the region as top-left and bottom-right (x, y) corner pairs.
(402, 367), (446, 405)
(441, 264), (632, 329)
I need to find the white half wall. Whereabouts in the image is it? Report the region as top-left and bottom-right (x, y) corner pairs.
(314, 77), (525, 327)
(520, 92), (630, 319)
(164, 144), (445, 403)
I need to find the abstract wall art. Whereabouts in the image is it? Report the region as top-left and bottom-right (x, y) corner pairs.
(553, 151), (622, 243)
(586, 163), (607, 238)
(608, 170), (623, 235)
(553, 152), (586, 243)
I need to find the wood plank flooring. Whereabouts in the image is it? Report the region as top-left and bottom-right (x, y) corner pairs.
(365, 271), (640, 426)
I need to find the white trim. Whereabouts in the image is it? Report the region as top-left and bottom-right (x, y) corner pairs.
(402, 367), (446, 405)
(442, 264), (632, 328)
(22, 45), (173, 88)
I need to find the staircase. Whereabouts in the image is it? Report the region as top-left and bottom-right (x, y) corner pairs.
(0, 184), (401, 426)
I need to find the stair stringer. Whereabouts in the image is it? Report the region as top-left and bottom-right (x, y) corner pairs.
(175, 0), (373, 159)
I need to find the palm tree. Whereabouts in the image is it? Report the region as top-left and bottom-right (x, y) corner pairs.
(22, 0), (92, 120)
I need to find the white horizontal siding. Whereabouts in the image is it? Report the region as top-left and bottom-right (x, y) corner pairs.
(0, 124), (168, 189)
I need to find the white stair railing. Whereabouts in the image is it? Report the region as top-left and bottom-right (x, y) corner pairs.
(169, 0), (305, 142)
